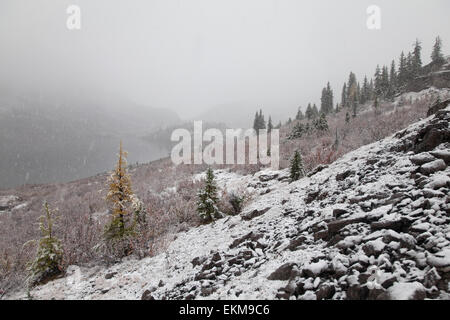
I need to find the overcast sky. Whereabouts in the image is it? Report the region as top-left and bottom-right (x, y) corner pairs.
(0, 0), (449, 120)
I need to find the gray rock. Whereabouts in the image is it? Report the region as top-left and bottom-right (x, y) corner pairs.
(410, 153), (436, 165)
(141, 290), (155, 300)
(268, 263), (299, 281)
(241, 207), (271, 221)
(420, 159), (447, 175)
(316, 283), (336, 300)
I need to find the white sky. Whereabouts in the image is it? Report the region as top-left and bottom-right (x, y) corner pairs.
(0, 0), (449, 120)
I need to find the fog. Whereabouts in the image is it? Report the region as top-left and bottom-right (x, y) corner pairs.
(1, 0), (449, 121)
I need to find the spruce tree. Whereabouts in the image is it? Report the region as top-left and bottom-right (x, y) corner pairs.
(406, 52), (413, 84)
(345, 111), (350, 124)
(347, 72), (358, 107)
(305, 103), (313, 120)
(104, 141), (137, 251)
(374, 65), (382, 97)
(27, 202), (63, 286)
(296, 107), (304, 120)
(431, 36), (445, 65)
(341, 83), (347, 109)
(316, 113), (329, 132)
(290, 150), (305, 182)
(312, 104), (319, 118)
(398, 51), (407, 90)
(412, 39), (422, 77)
(267, 116), (273, 133)
(381, 65), (390, 98)
(197, 168), (221, 223)
(388, 60), (397, 99)
(361, 76), (369, 104)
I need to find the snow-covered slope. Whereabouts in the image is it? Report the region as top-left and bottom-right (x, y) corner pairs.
(10, 105), (450, 300)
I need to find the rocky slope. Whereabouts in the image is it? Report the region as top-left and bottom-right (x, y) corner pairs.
(9, 104), (450, 300)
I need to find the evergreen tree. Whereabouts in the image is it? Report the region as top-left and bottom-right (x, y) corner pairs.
(197, 168), (221, 223)
(253, 109), (266, 134)
(406, 52), (413, 83)
(381, 65), (390, 98)
(312, 104), (319, 118)
(305, 103), (313, 120)
(369, 78), (374, 100)
(296, 107), (304, 120)
(104, 141), (137, 250)
(320, 82), (334, 114)
(361, 76), (370, 104)
(290, 150), (305, 182)
(27, 202), (63, 286)
(374, 65), (383, 97)
(345, 111), (350, 124)
(267, 116), (273, 133)
(315, 113), (329, 132)
(341, 83), (347, 109)
(259, 110), (266, 129)
(412, 39), (422, 77)
(398, 51), (407, 90)
(252, 111), (259, 132)
(431, 36), (445, 65)
(347, 72), (358, 107)
(388, 60), (397, 99)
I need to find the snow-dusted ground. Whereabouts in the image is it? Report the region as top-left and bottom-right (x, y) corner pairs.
(7, 105), (450, 300)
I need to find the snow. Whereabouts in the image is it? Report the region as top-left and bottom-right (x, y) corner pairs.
(388, 282), (425, 300)
(6, 104), (450, 300)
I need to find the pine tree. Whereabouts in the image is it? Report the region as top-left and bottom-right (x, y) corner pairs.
(104, 141), (137, 250)
(290, 150), (305, 182)
(315, 112), (329, 132)
(361, 76), (369, 104)
(253, 111), (259, 132)
(347, 72), (358, 107)
(197, 168), (221, 223)
(320, 82), (334, 114)
(431, 36), (445, 65)
(341, 83), (347, 109)
(388, 60), (397, 99)
(267, 116), (273, 133)
(312, 104), (319, 118)
(381, 65), (390, 98)
(406, 52), (413, 84)
(345, 111), (350, 124)
(253, 110), (267, 134)
(296, 107), (304, 120)
(27, 202), (63, 286)
(374, 65), (382, 97)
(305, 103), (313, 120)
(412, 39), (422, 77)
(398, 52), (407, 90)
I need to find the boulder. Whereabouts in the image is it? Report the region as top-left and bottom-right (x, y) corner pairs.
(241, 207), (271, 221)
(141, 290), (155, 300)
(387, 282), (426, 300)
(268, 263), (299, 281)
(410, 153), (436, 165)
(420, 159), (447, 175)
